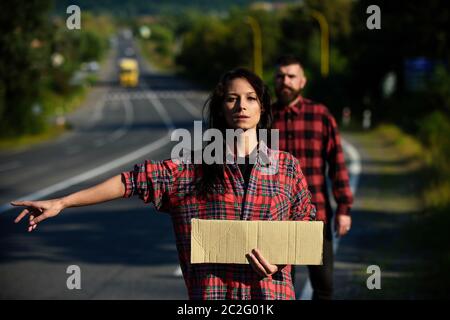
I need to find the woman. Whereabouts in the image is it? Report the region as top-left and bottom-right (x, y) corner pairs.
(12, 68), (316, 300)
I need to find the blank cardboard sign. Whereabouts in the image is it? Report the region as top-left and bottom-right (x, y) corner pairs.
(191, 219), (323, 265)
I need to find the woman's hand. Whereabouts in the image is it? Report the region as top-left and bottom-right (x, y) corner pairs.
(246, 248), (285, 278)
(12, 199), (65, 232)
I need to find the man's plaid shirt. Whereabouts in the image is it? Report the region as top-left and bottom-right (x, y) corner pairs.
(121, 143), (316, 300)
(272, 96), (353, 222)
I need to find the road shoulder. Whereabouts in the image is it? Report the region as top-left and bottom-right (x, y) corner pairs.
(334, 128), (426, 299)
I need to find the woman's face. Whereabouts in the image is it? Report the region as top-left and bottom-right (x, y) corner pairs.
(222, 77), (263, 130)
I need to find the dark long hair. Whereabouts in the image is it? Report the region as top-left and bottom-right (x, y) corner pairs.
(194, 67), (273, 196)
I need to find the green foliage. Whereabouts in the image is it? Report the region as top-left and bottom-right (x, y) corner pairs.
(52, 0), (300, 16)
(0, 0), (53, 136)
(419, 111), (450, 209)
(175, 2), (355, 108)
(0, 3), (114, 138)
(176, 7), (284, 87)
(147, 24), (175, 56)
(427, 64), (450, 112)
(176, 14), (248, 86)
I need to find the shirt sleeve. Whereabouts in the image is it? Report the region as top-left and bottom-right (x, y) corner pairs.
(324, 110), (354, 216)
(290, 159), (317, 221)
(121, 159), (184, 211)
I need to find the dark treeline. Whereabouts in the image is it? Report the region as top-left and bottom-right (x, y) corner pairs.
(53, 0), (299, 16)
(165, 0), (449, 215)
(172, 0), (449, 129)
(0, 0), (114, 137)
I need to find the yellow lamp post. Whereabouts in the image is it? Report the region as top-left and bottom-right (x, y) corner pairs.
(309, 9), (329, 77)
(245, 16), (263, 78)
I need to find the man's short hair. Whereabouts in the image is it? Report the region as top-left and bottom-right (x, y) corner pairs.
(276, 55), (303, 69)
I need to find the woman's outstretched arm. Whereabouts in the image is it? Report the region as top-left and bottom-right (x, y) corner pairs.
(12, 174), (125, 232)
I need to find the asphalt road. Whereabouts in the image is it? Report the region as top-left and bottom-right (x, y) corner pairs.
(0, 33), (359, 300)
(0, 34), (208, 299)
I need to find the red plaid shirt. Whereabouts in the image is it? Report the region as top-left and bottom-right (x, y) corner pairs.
(121, 142), (316, 300)
(272, 96), (353, 223)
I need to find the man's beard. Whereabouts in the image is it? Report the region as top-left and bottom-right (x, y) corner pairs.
(276, 86), (301, 106)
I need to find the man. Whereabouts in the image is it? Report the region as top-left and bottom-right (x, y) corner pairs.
(272, 55), (354, 300)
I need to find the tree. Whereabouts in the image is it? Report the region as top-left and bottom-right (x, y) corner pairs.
(0, 0), (53, 136)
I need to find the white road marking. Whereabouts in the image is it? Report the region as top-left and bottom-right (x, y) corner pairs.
(0, 88), (175, 215)
(141, 83), (175, 132)
(108, 98), (134, 142)
(65, 146), (81, 155)
(0, 135), (170, 214)
(173, 266), (183, 277)
(93, 139), (106, 147)
(342, 139), (362, 192)
(105, 90), (208, 101)
(175, 96), (202, 119)
(91, 97), (134, 148)
(88, 97), (106, 126)
(145, 93), (175, 131)
(298, 137), (361, 300)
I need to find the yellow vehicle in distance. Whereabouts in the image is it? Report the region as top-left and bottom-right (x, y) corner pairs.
(119, 58), (139, 87)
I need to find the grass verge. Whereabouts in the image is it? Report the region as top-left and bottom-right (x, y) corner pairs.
(336, 124), (449, 299)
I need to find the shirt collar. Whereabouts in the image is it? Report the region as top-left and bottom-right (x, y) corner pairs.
(276, 95), (304, 115)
